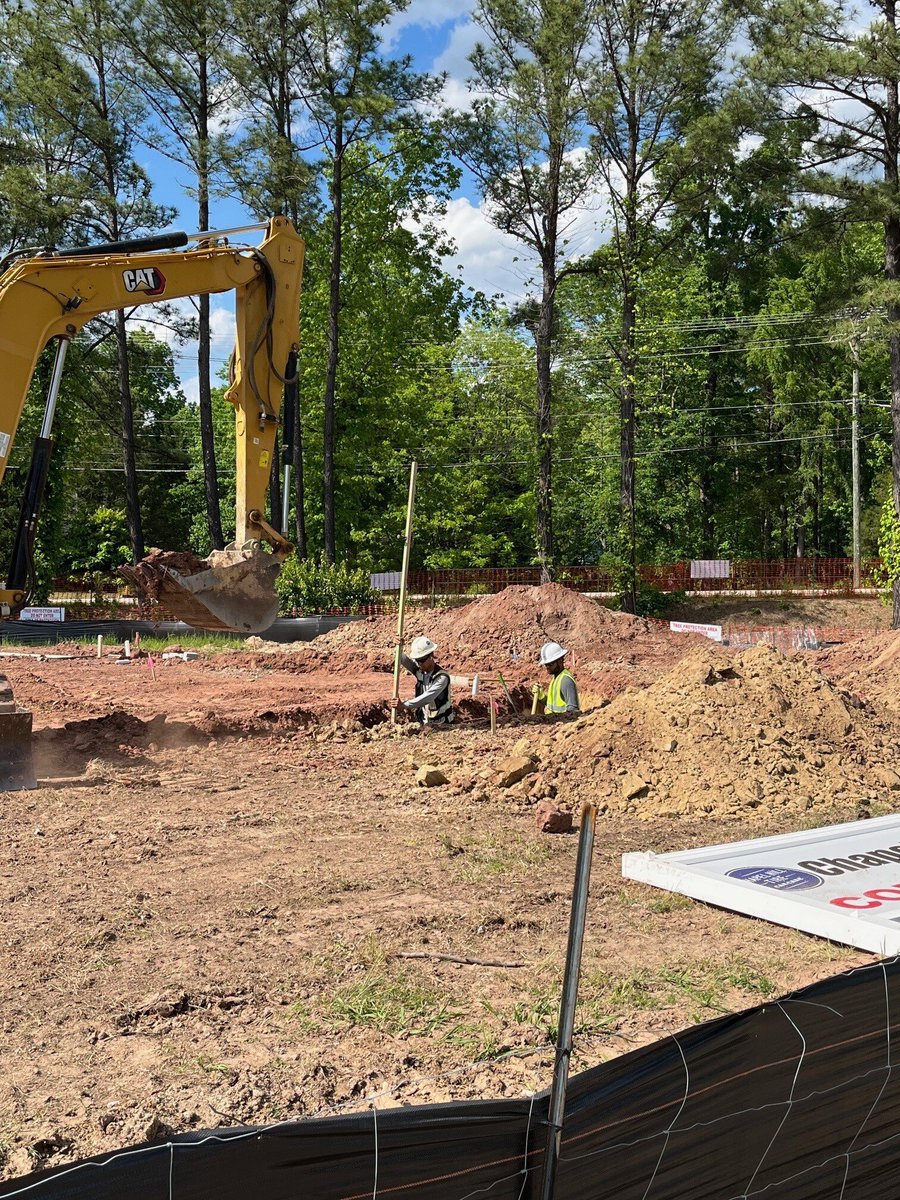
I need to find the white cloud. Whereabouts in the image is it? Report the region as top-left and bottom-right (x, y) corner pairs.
(128, 299), (235, 397)
(384, 0), (467, 46)
(433, 18), (485, 111)
(181, 373), (200, 405)
(421, 173), (610, 306)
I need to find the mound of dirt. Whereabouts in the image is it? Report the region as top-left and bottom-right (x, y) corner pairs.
(539, 643), (899, 820)
(814, 629), (900, 715)
(294, 584), (683, 677)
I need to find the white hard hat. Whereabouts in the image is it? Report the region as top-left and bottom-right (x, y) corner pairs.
(540, 641), (567, 666)
(409, 635), (437, 661)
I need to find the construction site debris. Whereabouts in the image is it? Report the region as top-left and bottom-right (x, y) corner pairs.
(534, 800), (573, 833)
(497, 756), (538, 788)
(537, 643), (896, 820)
(119, 548), (211, 601)
(416, 766), (449, 788)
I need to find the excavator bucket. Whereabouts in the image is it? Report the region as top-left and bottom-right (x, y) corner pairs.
(0, 675), (36, 791)
(120, 547), (282, 634)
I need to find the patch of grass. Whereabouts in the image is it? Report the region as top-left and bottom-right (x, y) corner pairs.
(725, 963), (776, 996)
(329, 968), (461, 1036)
(286, 1001), (320, 1034)
(138, 634), (248, 653)
(20, 633), (249, 653)
(645, 893), (693, 915)
(441, 1021), (506, 1060)
(193, 1053), (232, 1074)
(441, 832), (552, 883)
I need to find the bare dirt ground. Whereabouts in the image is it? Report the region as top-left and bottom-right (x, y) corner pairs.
(667, 595), (891, 630)
(1, 585), (897, 1182)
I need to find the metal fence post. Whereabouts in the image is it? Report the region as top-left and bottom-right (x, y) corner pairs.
(539, 802), (597, 1200)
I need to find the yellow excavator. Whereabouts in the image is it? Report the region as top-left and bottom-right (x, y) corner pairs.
(0, 215), (305, 787)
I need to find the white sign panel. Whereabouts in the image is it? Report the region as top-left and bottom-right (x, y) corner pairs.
(622, 813), (900, 956)
(690, 559), (731, 579)
(19, 606), (65, 622)
(370, 571), (402, 591)
(669, 619), (722, 642)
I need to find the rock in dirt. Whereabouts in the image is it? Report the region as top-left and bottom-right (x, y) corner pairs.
(621, 772), (649, 801)
(497, 755), (538, 788)
(512, 737), (538, 761)
(416, 765), (449, 788)
(534, 801), (573, 833)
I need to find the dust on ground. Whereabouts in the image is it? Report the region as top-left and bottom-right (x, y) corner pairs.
(0, 584), (896, 1181)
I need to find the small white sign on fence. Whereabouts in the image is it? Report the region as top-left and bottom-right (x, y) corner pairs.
(669, 619), (723, 642)
(370, 572), (402, 591)
(19, 606), (65, 622)
(623, 813), (900, 956)
(690, 559), (731, 579)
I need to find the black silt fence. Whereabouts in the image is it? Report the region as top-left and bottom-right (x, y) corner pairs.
(1, 957), (898, 1200)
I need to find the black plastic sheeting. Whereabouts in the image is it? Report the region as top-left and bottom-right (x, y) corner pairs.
(0, 616), (363, 645)
(1, 957), (899, 1200)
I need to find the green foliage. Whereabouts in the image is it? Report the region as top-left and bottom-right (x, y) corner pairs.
(70, 508), (131, 573)
(877, 490), (900, 597)
(275, 554), (377, 614)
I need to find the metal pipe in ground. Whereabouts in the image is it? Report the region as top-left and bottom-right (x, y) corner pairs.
(391, 462), (418, 725)
(539, 802), (596, 1200)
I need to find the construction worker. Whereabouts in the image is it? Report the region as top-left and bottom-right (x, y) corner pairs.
(391, 635), (454, 726)
(538, 641), (580, 715)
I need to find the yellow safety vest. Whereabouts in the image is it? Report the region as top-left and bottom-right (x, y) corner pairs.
(546, 669), (577, 714)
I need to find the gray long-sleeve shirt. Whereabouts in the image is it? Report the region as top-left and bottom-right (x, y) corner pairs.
(400, 654), (452, 712)
(555, 674), (580, 713)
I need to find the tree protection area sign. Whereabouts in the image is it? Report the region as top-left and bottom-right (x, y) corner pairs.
(622, 813), (900, 956)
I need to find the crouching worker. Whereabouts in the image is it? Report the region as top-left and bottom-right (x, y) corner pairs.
(390, 636), (454, 726)
(537, 641), (580, 715)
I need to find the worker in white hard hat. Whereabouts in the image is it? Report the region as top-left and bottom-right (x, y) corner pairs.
(391, 635), (454, 726)
(537, 641), (580, 716)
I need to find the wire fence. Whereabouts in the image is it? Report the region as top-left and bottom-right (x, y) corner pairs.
(28, 557), (883, 623)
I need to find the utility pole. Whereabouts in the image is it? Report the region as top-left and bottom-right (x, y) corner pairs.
(851, 333), (861, 592)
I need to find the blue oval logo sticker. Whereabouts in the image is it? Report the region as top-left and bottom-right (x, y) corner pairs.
(727, 866), (823, 891)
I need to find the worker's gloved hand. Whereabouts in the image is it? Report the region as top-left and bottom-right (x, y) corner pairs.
(389, 697), (402, 709)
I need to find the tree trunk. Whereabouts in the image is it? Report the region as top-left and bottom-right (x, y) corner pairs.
(269, 434), (282, 530)
(619, 279), (637, 613)
(699, 367), (718, 556)
(885, 0), (900, 626)
(323, 122), (343, 564)
(197, 52), (224, 550)
(94, 30), (143, 563)
(535, 260), (555, 583)
(293, 395), (307, 558)
(115, 310), (144, 562)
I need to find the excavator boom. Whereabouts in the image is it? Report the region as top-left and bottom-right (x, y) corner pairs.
(0, 216), (304, 631)
(0, 216), (304, 789)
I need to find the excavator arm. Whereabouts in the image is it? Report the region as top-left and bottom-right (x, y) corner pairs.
(0, 214), (304, 631)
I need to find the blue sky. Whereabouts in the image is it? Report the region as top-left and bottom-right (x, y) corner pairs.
(135, 0), (607, 393)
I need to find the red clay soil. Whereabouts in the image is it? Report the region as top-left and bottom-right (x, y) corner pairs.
(2, 655), (392, 778)
(118, 548), (211, 601)
(0, 586), (702, 764)
(281, 584), (696, 702)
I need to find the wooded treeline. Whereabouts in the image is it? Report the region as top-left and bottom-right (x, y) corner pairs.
(1, 0), (899, 613)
